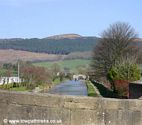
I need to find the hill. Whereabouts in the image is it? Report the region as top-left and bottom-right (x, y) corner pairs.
(46, 33), (82, 39)
(0, 34), (141, 55)
(0, 34), (99, 54)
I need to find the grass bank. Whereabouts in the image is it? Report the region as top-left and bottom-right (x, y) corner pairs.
(86, 80), (98, 97)
(0, 83), (30, 92)
(0, 77), (69, 92)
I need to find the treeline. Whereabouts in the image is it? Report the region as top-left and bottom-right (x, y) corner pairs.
(0, 37), (99, 54)
(0, 62), (73, 90)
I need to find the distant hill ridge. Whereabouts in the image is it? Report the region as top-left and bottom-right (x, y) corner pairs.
(0, 34), (141, 54)
(0, 34), (99, 54)
(46, 34), (82, 39)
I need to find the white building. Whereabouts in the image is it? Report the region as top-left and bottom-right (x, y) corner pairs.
(0, 77), (22, 85)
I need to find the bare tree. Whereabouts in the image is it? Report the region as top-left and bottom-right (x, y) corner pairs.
(50, 63), (61, 81)
(21, 65), (52, 89)
(92, 22), (140, 82)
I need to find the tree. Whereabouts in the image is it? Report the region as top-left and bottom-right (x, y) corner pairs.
(21, 65), (52, 89)
(50, 63), (61, 81)
(92, 22), (140, 82)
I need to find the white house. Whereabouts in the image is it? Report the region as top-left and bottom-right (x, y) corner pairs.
(0, 77), (22, 85)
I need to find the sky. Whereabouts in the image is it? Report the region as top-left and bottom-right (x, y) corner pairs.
(0, 0), (141, 38)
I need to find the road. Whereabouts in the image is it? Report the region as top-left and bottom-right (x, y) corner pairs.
(48, 80), (88, 96)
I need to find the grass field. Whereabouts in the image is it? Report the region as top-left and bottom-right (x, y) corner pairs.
(34, 60), (142, 74)
(33, 59), (92, 72)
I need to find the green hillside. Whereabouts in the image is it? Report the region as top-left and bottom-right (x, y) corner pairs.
(0, 34), (141, 56)
(0, 35), (99, 54)
(34, 59), (91, 72)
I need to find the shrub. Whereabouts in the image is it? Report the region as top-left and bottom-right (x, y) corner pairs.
(113, 80), (129, 98)
(107, 63), (141, 98)
(108, 63), (141, 82)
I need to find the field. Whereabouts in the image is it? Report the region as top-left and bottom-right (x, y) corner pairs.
(33, 59), (92, 72)
(34, 59), (142, 74)
(0, 49), (92, 63)
(0, 49), (65, 63)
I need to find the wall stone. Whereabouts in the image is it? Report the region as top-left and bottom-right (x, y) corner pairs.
(0, 90), (142, 125)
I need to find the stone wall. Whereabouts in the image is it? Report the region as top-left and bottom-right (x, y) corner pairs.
(0, 90), (142, 125)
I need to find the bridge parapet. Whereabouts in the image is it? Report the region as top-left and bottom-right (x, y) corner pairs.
(73, 74), (87, 80)
(0, 90), (142, 125)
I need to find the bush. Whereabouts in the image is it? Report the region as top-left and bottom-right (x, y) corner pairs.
(107, 63), (141, 82)
(26, 83), (36, 90)
(113, 80), (129, 98)
(0, 84), (12, 89)
(107, 63), (141, 98)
